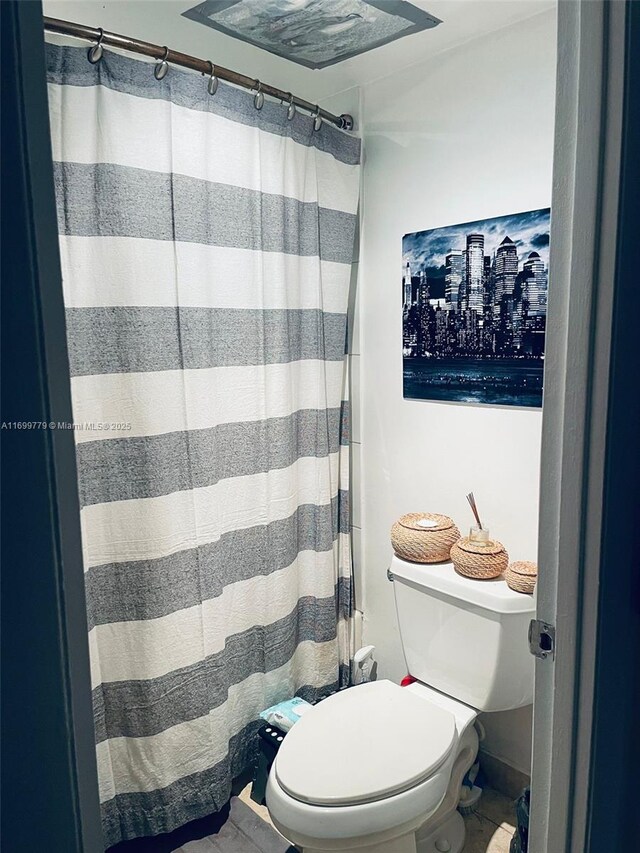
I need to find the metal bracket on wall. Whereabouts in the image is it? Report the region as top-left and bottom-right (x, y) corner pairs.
(339, 114), (355, 132)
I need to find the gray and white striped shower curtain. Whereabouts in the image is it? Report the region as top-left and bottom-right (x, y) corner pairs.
(46, 43), (360, 847)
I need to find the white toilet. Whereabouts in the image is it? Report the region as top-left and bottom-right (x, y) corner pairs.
(266, 555), (536, 853)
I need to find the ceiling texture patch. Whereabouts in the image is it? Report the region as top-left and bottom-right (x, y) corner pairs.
(182, 0), (442, 69)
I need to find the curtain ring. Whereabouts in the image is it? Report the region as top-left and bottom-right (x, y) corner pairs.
(285, 93), (296, 121)
(206, 61), (219, 96)
(253, 81), (264, 110)
(87, 27), (104, 64)
(154, 47), (169, 81)
(312, 106), (322, 132)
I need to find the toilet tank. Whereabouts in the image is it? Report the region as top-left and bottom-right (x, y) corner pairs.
(391, 555), (535, 712)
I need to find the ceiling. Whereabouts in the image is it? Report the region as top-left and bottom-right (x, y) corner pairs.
(44, 0), (556, 102)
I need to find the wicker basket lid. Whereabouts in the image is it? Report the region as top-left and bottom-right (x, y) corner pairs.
(453, 537), (506, 556)
(396, 513), (456, 532)
(507, 560), (538, 577)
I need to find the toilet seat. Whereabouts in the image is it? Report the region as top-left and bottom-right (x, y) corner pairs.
(274, 680), (457, 807)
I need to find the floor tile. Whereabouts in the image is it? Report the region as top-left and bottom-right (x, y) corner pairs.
(476, 787), (517, 833)
(238, 784), (274, 828)
(462, 812), (513, 853)
(173, 797), (291, 853)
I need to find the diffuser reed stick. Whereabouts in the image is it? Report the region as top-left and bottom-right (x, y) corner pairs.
(466, 492), (483, 530)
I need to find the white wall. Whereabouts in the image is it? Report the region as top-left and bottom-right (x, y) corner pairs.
(355, 8), (557, 775)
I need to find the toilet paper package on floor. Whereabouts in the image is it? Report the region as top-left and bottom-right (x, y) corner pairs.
(259, 697), (312, 732)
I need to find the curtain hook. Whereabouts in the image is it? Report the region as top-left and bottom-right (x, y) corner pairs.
(87, 27), (104, 64)
(154, 47), (169, 81)
(206, 61), (219, 96)
(253, 81), (264, 110)
(312, 106), (322, 132)
(285, 93), (296, 121)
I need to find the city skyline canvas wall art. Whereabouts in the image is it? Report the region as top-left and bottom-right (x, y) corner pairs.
(402, 207), (551, 408)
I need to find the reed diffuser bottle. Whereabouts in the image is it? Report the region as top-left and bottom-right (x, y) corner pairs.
(450, 492), (509, 579)
(466, 492), (492, 546)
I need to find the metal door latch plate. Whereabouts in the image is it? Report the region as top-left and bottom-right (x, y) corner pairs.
(529, 619), (556, 660)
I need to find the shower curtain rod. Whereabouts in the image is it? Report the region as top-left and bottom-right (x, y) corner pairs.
(43, 16), (355, 131)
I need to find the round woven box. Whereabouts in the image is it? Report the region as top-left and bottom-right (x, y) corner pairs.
(505, 561), (537, 594)
(450, 537), (509, 579)
(391, 513), (460, 564)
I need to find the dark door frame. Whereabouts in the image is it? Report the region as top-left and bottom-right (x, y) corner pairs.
(1, 1), (103, 850)
(584, 0), (640, 848)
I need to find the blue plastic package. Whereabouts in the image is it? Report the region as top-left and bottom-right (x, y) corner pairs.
(259, 697), (312, 731)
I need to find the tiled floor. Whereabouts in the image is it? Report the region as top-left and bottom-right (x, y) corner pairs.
(173, 797), (293, 852)
(238, 784), (275, 825)
(461, 786), (516, 852)
(239, 784), (517, 852)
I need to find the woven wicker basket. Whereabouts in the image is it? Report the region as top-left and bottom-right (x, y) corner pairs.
(391, 513), (460, 564)
(505, 561), (537, 594)
(450, 537), (509, 579)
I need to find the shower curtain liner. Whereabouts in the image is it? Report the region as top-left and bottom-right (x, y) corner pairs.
(46, 43), (360, 847)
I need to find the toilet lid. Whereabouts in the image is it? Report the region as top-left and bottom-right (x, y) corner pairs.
(274, 680), (457, 806)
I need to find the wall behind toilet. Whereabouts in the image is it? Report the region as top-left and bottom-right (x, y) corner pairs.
(354, 8), (557, 776)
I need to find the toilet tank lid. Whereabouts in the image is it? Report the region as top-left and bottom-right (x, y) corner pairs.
(391, 556), (536, 614)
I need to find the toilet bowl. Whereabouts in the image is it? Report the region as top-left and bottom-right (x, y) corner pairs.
(266, 556), (535, 853)
(266, 680), (478, 853)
